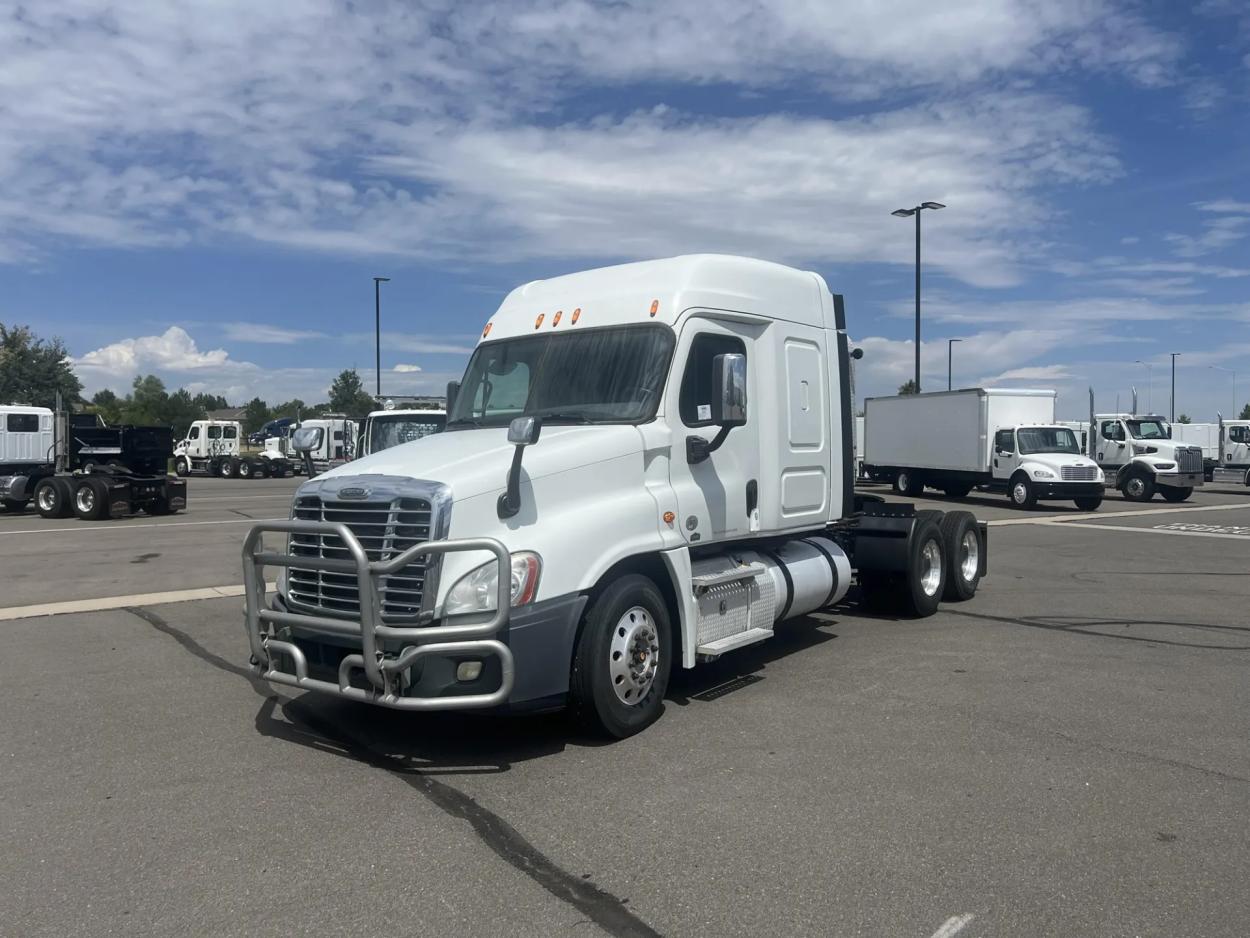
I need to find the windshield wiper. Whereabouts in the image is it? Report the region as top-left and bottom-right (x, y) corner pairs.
(444, 417), (483, 428)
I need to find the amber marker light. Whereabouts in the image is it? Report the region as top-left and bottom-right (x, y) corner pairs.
(482, 322), (492, 338)
(534, 313), (545, 329)
(571, 307), (582, 324)
(649, 299), (659, 317)
(663, 511), (676, 525)
(552, 310), (562, 327)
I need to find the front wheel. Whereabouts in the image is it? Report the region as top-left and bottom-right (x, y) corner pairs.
(1121, 471), (1154, 502)
(1009, 476), (1037, 509)
(570, 574), (672, 739)
(1074, 495), (1103, 511)
(175, 457), (190, 477)
(1161, 486), (1192, 503)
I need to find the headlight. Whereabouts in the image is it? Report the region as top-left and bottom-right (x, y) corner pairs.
(1032, 468), (1055, 479)
(444, 551), (541, 615)
(1133, 445), (1157, 455)
(1155, 462), (1175, 470)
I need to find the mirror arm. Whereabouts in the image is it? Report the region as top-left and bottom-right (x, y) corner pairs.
(498, 444), (527, 519)
(686, 425), (733, 465)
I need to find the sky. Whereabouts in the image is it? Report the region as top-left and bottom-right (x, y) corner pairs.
(2, 0), (1248, 420)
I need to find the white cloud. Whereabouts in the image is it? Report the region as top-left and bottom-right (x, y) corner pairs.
(985, 364), (1076, 382)
(73, 326), (230, 373)
(222, 323), (327, 344)
(392, 363), (422, 373)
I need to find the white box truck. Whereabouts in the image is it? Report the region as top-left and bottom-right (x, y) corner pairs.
(241, 255), (990, 738)
(863, 389), (1105, 509)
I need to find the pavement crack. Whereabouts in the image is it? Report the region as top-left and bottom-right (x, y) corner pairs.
(945, 607), (1250, 651)
(122, 605), (663, 938)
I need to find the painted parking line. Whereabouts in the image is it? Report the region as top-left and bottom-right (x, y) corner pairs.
(930, 914), (975, 938)
(0, 581), (277, 622)
(988, 502), (1250, 527)
(1062, 522), (1250, 541)
(4, 517), (285, 536)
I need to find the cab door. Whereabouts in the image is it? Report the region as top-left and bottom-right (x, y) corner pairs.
(1097, 419), (1128, 469)
(991, 428), (1018, 481)
(1229, 425), (1250, 466)
(667, 317), (761, 544)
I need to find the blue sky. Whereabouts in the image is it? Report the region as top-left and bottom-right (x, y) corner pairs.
(2, 0), (1248, 418)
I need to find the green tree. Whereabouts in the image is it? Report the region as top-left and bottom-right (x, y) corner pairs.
(328, 369), (376, 418)
(192, 391), (230, 412)
(1177, 414), (1191, 424)
(0, 324), (83, 408)
(269, 398), (306, 419)
(123, 374), (170, 425)
(897, 379), (919, 395)
(1240, 403), (1250, 420)
(90, 389), (124, 425)
(242, 397), (271, 433)
(165, 388), (204, 437)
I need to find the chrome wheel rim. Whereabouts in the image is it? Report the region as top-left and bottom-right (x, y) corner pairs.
(959, 530), (979, 582)
(239, 463), (250, 477)
(1012, 482), (1028, 504)
(898, 472), (910, 491)
(609, 606), (660, 705)
(1126, 477), (1144, 498)
(75, 487), (95, 513)
(919, 538), (942, 597)
(37, 487), (56, 511)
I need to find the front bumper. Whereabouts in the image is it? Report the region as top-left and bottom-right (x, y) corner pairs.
(1032, 481), (1104, 499)
(1154, 472), (1204, 489)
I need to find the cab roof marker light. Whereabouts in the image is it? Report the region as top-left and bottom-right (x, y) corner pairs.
(482, 322), (492, 338)
(552, 310), (562, 327)
(534, 313), (545, 329)
(649, 299), (659, 318)
(571, 307), (582, 324)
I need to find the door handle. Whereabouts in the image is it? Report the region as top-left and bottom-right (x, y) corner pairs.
(746, 480), (758, 516)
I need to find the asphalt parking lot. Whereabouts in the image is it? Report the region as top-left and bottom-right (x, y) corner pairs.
(3, 477), (1249, 937)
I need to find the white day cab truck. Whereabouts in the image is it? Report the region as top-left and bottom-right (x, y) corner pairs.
(241, 255), (990, 738)
(1087, 391), (1204, 502)
(1, 403), (187, 519)
(1212, 417), (1250, 487)
(174, 420), (295, 478)
(360, 401), (446, 457)
(863, 389), (1106, 510)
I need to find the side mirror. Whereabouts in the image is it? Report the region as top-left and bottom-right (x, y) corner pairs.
(507, 415), (542, 446)
(291, 426), (322, 454)
(446, 380), (460, 415)
(711, 353), (747, 427)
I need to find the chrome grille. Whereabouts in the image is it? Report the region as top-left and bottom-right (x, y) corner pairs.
(1060, 465), (1098, 481)
(288, 495), (433, 620)
(1177, 447), (1202, 474)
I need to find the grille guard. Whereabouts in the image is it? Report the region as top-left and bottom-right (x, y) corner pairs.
(242, 520), (514, 710)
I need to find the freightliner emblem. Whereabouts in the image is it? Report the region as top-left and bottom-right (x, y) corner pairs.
(338, 486), (370, 499)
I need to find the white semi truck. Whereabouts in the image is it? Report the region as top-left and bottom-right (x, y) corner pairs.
(862, 388), (1105, 510)
(1087, 391), (1204, 502)
(174, 420), (295, 478)
(1212, 417), (1250, 487)
(360, 403), (446, 457)
(242, 255), (989, 738)
(283, 414), (358, 474)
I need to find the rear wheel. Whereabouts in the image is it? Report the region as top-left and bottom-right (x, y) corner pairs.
(1074, 495), (1103, 511)
(939, 511), (981, 601)
(895, 469), (924, 496)
(902, 516), (946, 617)
(1121, 471), (1154, 502)
(35, 479), (72, 518)
(570, 574), (672, 739)
(73, 478), (110, 521)
(219, 458), (236, 478)
(1009, 475), (1037, 509)
(1161, 486), (1192, 503)
(237, 459), (253, 478)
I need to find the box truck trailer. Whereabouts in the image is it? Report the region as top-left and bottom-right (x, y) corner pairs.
(862, 389), (1105, 509)
(241, 255), (990, 738)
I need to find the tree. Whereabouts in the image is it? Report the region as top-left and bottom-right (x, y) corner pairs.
(328, 369), (377, 418)
(165, 388), (204, 437)
(90, 389), (124, 425)
(1240, 403), (1250, 420)
(1177, 414), (1191, 424)
(270, 398), (306, 419)
(897, 379), (919, 395)
(0, 324), (83, 408)
(192, 392), (230, 412)
(242, 397), (271, 433)
(123, 375), (170, 425)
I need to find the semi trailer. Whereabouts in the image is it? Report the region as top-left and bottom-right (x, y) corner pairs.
(174, 420), (294, 478)
(242, 254), (990, 738)
(0, 403), (186, 519)
(862, 389), (1105, 509)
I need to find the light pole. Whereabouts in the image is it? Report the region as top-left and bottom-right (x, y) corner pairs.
(373, 276), (390, 398)
(892, 201), (946, 392)
(1170, 352), (1179, 422)
(947, 338), (962, 391)
(1135, 359), (1152, 413)
(1210, 365), (1236, 415)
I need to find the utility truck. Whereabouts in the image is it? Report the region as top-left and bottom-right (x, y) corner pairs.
(1212, 416), (1250, 487)
(174, 420), (294, 478)
(1088, 390), (1204, 502)
(241, 255), (990, 738)
(863, 389), (1105, 510)
(0, 403), (186, 519)
(360, 401), (447, 457)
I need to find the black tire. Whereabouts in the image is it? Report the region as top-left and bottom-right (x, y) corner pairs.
(72, 478), (110, 521)
(1121, 470), (1154, 502)
(238, 459), (253, 479)
(570, 574), (672, 739)
(939, 511), (981, 601)
(1161, 486), (1192, 503)
(175, 457), (190, 477)
(894, 469), (924, 496)
(1074, 495), (1103, 511)
(34, 478), (72, 519)
(253, 460), (270, 478)
(943, 484), (973, 498)
(1009, 474), (1037, 509)
(219, 458), (236, 478)
(902, 516), (946, 617)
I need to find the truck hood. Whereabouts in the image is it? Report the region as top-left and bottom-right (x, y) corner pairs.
(1025, 452), (1099, 470)
(313, 424), (646, 500)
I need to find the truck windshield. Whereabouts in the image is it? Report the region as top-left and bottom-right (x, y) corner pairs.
(448, 325), (674, 427)
(1126, 419), (1170, 440)
(1017, 427), (1080, 455)
(367, 413), (446, 453)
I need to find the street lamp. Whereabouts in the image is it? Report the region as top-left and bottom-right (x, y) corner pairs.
(1134, 360), (1152, 413)
(373, 277), (390, 398)
(1170, 352), (1180, 422)
(947, 338), (962, 391)
(1210, 365), (1237, 415)
(892, 201), (946, 393)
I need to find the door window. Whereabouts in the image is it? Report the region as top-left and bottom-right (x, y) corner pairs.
(207, 425), (222, 439)
(994, 429), (1014, 454)
(1100, 421), (1124, 442)
(189, 426), (200, 440)
(223, 425), (238, 439)
(1231, 426), (1249, 444)
(679, 334), (747, 428)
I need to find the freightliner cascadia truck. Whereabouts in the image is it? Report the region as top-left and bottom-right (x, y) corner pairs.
(242, 256), (989, 737)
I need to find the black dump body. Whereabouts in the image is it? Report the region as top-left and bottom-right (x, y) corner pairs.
(71, 424), (175, 475)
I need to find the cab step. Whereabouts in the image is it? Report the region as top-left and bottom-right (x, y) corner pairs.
(697, 627), (774, 658)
